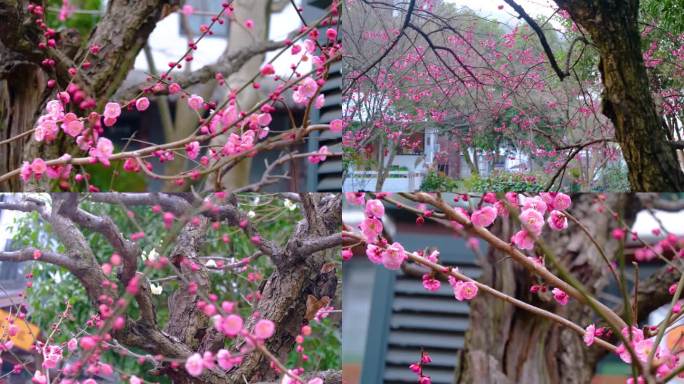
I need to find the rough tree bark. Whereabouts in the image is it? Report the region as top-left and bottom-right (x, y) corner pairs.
(457, 194), (641, 384)
(226, 193), (341, 382)
(551, 0), (684, 191)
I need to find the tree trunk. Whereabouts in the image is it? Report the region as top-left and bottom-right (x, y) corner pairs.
(227, 194), (341, 382)
(458, 194), (638, 383)
(376, 143), (396, 192)
(0, 61), (46, 191)
(553, 0), (684, 191)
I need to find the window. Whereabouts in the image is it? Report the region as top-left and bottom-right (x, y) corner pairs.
(180, 0), (230, 38)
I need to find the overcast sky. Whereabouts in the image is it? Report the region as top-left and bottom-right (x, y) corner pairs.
(446, 0), (558, 21)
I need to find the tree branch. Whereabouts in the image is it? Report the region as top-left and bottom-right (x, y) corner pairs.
(637, 193), (684, 212)
(0, 248), (76, 270)
(298, 233), (344, 256)
(114, 40), (287, 101)
(503, 0), (568, 80)
(87, 192), (192, 216)
(57, 193), (141, 286)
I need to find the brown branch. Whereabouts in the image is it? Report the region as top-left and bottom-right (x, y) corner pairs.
(297, 233), (344, 256)
(637, 193), (684, 212)
(232, 151), (342, 193)
(57, 193), (141, 286)
(405, 192), (628, 329)
(503, 0), (568, 80)
(0, 248), (76, 270)
(88, 192), (192, 216)
(115, 40), (287, 101)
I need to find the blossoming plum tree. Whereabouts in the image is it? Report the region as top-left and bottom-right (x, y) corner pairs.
(342, 0), (684, 191)
(0, 192), (342, 383)
(0, 0), (343, 192)
(343, 192), (684, 383)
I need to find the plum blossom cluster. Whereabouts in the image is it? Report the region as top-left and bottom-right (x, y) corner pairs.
(582, 324), (684, 382)
(184, 313), (274, 377)
(408, 351), (433, 384)
(25, 96), (124, 183)
(343, 0), (652, 189)
(354, 196), (408, 270)
(468, 192), (571, 250)
(347, 193), (484, 303)
(9, 1), (342, 190)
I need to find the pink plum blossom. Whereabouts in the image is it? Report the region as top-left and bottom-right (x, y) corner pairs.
(30, 158), (47, 180)
(422, 274), (441, 291)
(186, 141), (200, 160)
(103, 102), (121, 119)
(314, 94), (325, 109)
(366, 243), (383, 264)
(61, 113), (84, 137)
(547, 210), (568, 231)
(217, 349), (233, 370)
(584, 324), (596, 346)
(185, 353), (204, 377)
(382, 242), (407, 270)
(260, 63), (275, 76)
(553, 193), (572, 210)
(188, 94), (204, 111)
(471, 206), (497, 227)
(135, 97), (150, 112)
(345, 192), (365, 205)
(360, 217), (383, 241)
(330, 119), (345, 133)
(308, 146), (331, 164)
(448, 276), (478, 301)
(215, 314), (243, 337)
(293, 77), (318, 105)
(551, 288), (569, 305)
(365, 199), (385, 218)
(511, 230), (535, 250)
(522, 196), (547, 214)
(519, 208), (544, 235)
(253, 319), (275, 340)
(90, 137), (114, 166)
(32, 371), (47, 384)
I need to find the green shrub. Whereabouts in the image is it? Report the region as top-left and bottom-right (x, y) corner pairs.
(469, 172), (545, 192)
(419, 170), (459, 191)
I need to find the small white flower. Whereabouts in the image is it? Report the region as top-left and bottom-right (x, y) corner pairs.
(253, 196), (261, 205)
(147, 248), (159, 262)
(150, 283), (162, 295)
(247, 210), (256, 218)
(283, 199), (297, 211)
(205, 259), (217, 268)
